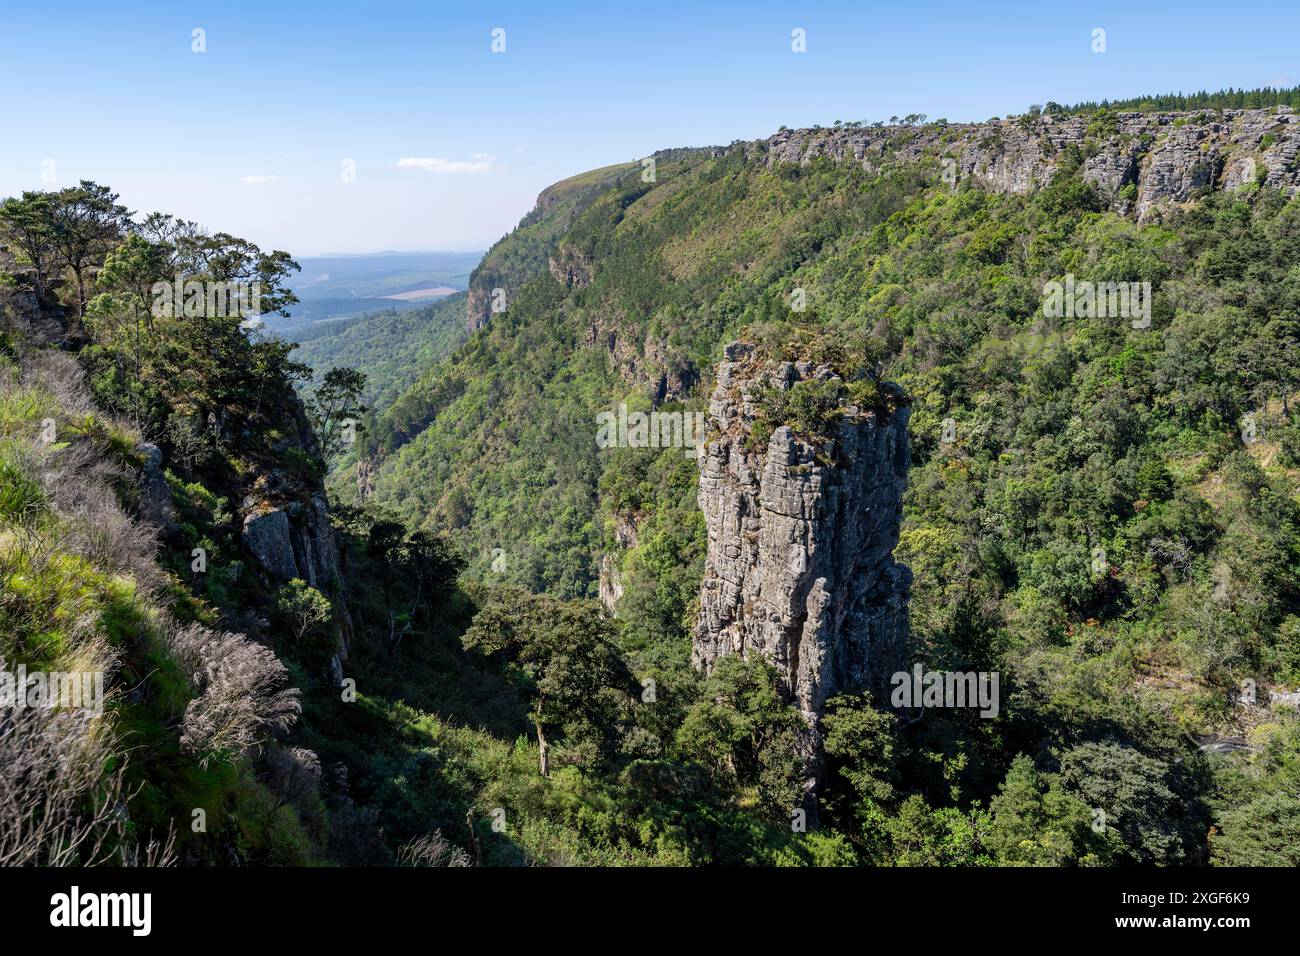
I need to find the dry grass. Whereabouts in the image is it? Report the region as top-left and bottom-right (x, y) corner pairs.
(170, 622), (301, 767)
(0, 707), (175, 866)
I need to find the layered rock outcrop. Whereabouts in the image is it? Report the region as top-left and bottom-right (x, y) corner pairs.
(761, 107), (1300, 221)
(465, 283), (494, 334)
(583, 311), (699, 403)
(135, 443), (176, 529)
(694, 343), (911, 735)
(598, 513), (638, 613)
(0, 249), (70, 343)
(470, 108), (1300, 341)
(548, 244), (593, 290)
(241, 496), (343, 591)
(235, 421), (352, 678)
(242, 509), (298, 581)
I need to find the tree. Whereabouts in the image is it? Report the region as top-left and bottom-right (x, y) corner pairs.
(82, 220), (309, 436)
(273, 579), (334, 648)
(90, 233), (168, 382)
(175, 229), (301, 317)
(674, 655), (805, 819)
(124, 213), (301, 320)
(462, 589), (636, 776)
(1210, 725), (1300, 865)
(50, 181), (131, 320)
(886, 795), (993, 866)
(819, 691), (900, 853)
(360, 514), (460, 650)
(1057, 741), (1203, 864)
(134, 212), (204, 272)
(0, 191), (58, 300)
(987, 755), (1117, 865)
(307, 367), (368, 466)
(95, 233), (167, 321)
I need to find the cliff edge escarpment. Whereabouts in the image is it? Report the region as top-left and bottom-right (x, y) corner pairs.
(762, 107), (1300, 220)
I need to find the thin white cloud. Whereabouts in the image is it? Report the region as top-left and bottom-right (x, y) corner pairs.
(396, 155), (494, 174)
(241, 174), (278, 184)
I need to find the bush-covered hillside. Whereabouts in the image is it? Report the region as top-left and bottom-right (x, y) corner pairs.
(4, 96), (1300, 866)
(346, 108), (1300, 865)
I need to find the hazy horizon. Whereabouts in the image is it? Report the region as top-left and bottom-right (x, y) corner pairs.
(4, 0), (1297, 257)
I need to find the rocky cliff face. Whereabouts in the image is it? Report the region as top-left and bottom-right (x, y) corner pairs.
(762, 107), (1300, 221)
(0, 249), (71, 343)
(234, 419), (353, 680)
(598, 513), (638, 612)
(465, 283), (494, 334)
(241, 492), (351, 684)
(241, 496), (341, 591)
(694, 343), (911, 758)
(583, 311), (699, 403)
(548, 244), (593, 290)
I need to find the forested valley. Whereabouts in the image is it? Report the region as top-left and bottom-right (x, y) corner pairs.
(3, 93), (1299, 868)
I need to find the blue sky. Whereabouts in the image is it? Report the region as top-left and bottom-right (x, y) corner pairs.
(2, 1), (1295, 256)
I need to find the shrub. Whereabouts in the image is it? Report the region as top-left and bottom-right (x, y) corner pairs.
(0, 440), (44, 524)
